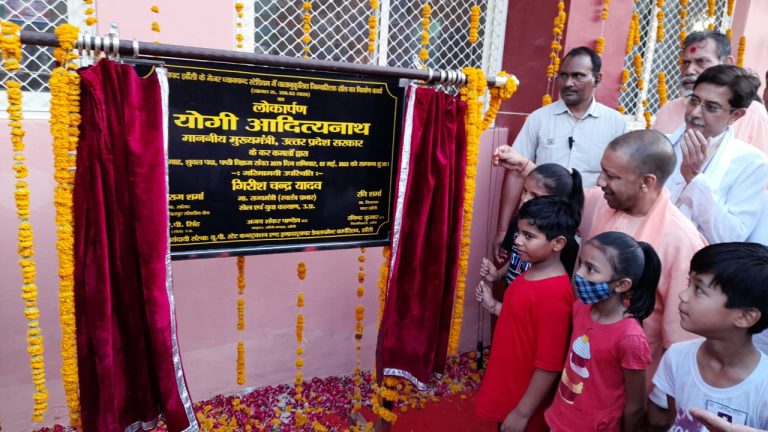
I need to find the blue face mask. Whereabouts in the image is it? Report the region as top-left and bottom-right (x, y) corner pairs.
(574, 274), (614, 304)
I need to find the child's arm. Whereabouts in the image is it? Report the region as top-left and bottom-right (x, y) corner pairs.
(500, 369), (559, 432)
(621, 368), (647, 432)
(474, 281), (501, 315)
(479, 257), (508, 283)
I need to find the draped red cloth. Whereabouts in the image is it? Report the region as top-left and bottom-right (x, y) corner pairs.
(74, 60), (197, 432)
(376, 86), (467, 386)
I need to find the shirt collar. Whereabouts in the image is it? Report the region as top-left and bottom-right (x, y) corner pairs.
(669, 125), (731, 148)
(553, 97), (600, 119)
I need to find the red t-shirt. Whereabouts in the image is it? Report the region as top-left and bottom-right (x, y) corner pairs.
(545, 302), (651, 431)
(476, 272), (574, 430)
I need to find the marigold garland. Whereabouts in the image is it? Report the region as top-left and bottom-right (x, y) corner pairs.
(419, 3), (431, 64)
(595, 0), (609, 55)
(367, 14), (378, 55)
(543, 1), (566, 106)
(620, 68), (630, 91)
(295, 260), (307, 420)
(84, 0), (97, 27)
(235, 3), (244, 49)
(50, 23), (81, 427)
(643, 99), (652, 129)
(151, 3), (160, 43)
(679, 0), (688, 47)
(707, 0), (715, 18)
(2, 20), (49, 423)
(468, 5), (480, 44)
(352, 248), (366, 411)
(737, 36), (746, 67)
(656, 9), (665, 43)
(368, 0), (379, 57)
(657, 71), (667, 107)
(595, 37), (605, 55)
(447, 67), (486, 356)
(236, 256), (246, 385)
(600, 0), (610, 21)
(302, 2), (312, 59)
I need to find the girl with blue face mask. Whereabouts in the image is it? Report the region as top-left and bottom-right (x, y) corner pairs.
(544, 231), (662, 432)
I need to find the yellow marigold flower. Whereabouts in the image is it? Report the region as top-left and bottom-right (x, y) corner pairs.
(151, 5), (159, 13)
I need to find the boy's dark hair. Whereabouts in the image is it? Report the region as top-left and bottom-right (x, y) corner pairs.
(588, 231), (661, 321)
(518, 196), (581, 274)
(690, 242), (768, 334)
(529, 164), (585, 213)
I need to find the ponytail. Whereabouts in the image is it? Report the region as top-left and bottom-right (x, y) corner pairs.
(625, 242), (661, 321)
(587, 232), (661, 321)
(569, 168), (585, 214)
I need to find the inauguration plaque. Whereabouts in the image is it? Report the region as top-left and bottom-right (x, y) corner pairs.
(165, 61), (403, 259)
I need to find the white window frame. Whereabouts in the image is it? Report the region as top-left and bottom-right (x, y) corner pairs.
(0, 0), (87, 119)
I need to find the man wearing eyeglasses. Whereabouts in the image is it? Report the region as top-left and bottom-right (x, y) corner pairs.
(653, 31), (768, 155)
(492, 46), (626, 261)
(664, 65), (768, 244)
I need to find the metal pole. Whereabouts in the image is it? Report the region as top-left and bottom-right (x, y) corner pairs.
(20, 30), (506, 88)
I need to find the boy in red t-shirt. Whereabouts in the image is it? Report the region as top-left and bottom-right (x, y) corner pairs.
(475, 196), (580, 432)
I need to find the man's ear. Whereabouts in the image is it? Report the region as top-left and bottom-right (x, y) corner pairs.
(724, 55), (736, 65)
(730, 107), (747, 123)
(594, 72), (602, 85)
(551, 235), (567, 252)
(641, 173), (658, 191)
(735, 308), (761, 330)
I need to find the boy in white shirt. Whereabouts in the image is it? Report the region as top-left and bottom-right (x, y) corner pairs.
(650, 242), (768, 430)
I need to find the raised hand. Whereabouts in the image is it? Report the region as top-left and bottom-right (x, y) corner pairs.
(680, 128), (709, 183)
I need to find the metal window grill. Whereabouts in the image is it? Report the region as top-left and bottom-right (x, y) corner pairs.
(0, 0), (68, 93)
(619, 0), (729, 119)
(0, 0), (87, 112)
(253, 0), (506, 76)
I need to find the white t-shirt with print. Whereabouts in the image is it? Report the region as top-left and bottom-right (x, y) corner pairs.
(652, 339), (768, 431)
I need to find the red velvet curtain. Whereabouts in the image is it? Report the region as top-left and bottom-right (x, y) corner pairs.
(74, 60), (197, 432)
(376, 86), (467, 387)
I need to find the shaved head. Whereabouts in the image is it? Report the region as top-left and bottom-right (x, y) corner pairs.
(607, 130), (677, 187)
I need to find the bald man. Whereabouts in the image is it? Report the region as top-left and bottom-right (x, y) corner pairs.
(494, 130), (707, 385)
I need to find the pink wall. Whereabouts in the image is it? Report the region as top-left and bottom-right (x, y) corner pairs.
(563, 0), (635, 110)
(732, 0), (768, 93)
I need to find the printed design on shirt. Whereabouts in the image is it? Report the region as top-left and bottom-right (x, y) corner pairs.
(672, 408), (703, 432)
(505, 247), (532, 284)
(558, 334), (591, 404)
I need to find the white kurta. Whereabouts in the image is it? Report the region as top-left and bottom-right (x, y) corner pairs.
(666, 126), (768, 243)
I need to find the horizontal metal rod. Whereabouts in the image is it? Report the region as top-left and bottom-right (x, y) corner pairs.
(20, 30), (508, 88)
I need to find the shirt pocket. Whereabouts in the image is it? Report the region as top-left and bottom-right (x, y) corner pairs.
(536, 134), (571, 167)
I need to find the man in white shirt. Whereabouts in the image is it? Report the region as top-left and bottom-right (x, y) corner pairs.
(493, 46), (626, 259)
(653, 31), (768, 155)
(665, 65), (768, 243)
